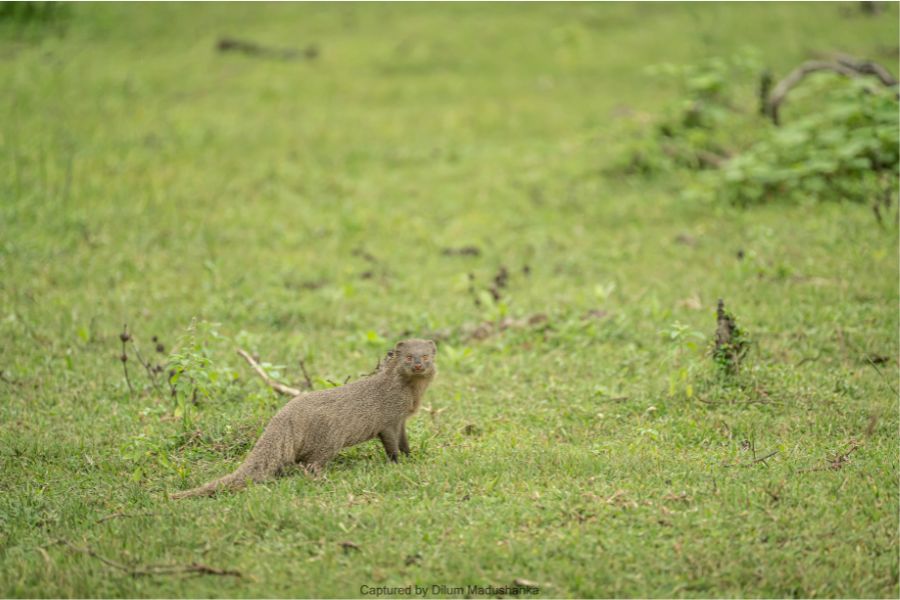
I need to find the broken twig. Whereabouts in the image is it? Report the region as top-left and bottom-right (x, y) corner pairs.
(298, 359), (313, 390)
(236, 349), (302, 397)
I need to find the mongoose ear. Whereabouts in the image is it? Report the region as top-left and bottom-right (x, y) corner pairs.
(429, 340), (437, 352)
(395, 340), (406, 350)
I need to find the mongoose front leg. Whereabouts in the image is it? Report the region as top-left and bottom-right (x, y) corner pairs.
(398, 422), (410, 456)
(379, 429), (400, 463)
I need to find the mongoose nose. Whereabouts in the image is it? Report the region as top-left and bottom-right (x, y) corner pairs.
(413, 364), (424, 372)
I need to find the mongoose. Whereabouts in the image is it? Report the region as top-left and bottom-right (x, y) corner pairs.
(170, 339), (437, 499)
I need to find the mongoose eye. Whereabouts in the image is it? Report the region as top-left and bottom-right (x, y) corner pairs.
(406, 355), (412, 362)
(422, 355), (429, 361)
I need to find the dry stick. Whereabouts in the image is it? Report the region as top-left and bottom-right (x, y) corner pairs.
(750, 450), (779, 466)
(764, 59), (897, 125)
(236, 349), (302, 396)
(864, 355), (899, 397)
(54, 539), (242, 578)
(298, 359), (313, 390)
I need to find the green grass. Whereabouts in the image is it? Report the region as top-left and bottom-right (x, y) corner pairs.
(1, 2), (898, 597)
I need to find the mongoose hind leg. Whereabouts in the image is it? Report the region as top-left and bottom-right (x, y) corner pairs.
(379, 428), (401, 463)
(303, 445), (339, 475)
(303, 462), (325, 478)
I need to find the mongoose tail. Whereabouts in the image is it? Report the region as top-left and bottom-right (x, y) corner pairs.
(169, 464), (259, 500)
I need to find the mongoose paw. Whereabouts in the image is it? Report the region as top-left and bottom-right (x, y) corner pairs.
(304, 464), (325, 478)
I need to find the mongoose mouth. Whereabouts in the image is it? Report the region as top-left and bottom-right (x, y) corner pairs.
(407, 366), (433, 378)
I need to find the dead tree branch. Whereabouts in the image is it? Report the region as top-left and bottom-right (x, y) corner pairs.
(236, 349), (302, 397)
(217, 37), (318, 61)
(833, 54), (898, 86)
(764, 57), (898, 125)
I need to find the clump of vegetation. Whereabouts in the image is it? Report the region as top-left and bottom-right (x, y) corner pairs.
(712, 299), (750, 376)
(621, 52), (899, 209)
(166, 319), (237, 434)
(718, 77), (898, 205)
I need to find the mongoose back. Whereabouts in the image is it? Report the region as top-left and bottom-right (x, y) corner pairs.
(170, 339), (437, 499)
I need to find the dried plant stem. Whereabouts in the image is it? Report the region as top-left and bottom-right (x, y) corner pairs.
(236, 349), (302, 396)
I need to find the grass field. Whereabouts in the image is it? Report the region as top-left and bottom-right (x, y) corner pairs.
(1, 2), (898, 597)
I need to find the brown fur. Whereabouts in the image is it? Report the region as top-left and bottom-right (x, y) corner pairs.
(170, 339), (437, 499)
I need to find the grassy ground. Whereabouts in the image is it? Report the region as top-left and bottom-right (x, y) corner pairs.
(1, 2), (898, 597)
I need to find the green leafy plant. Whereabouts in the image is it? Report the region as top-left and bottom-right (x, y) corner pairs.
(659, 321), (707, 399)
(715, 77), (899, 205)
(619, 52), (899, 210)
(166, 319), (237, 435)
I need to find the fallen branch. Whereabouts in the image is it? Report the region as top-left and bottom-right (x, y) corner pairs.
(765, 57), (898, 125)
(54, 539), (242, 578)
(833, 53), (898, 86)
(236, 349), (302, 397)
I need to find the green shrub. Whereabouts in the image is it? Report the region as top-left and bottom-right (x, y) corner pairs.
(619, 52), (899, 207)
(716, 77), (899, 205)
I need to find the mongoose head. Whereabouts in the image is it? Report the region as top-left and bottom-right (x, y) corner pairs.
(394, 339), (437, 379)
